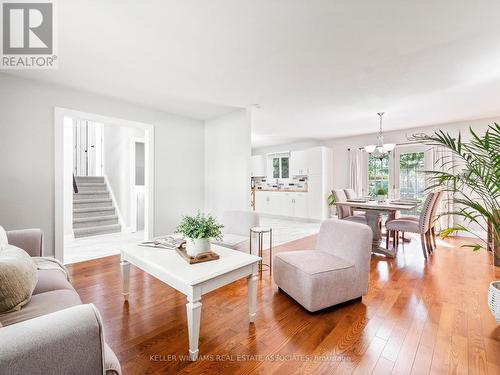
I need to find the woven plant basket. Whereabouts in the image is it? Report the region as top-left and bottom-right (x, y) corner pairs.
(488, 281), (500, 324)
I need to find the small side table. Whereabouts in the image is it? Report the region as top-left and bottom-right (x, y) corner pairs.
(249, 227), (273, 276)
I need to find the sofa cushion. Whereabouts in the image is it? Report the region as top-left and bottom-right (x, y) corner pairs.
(32, 257), (71, 295)
(0, 245), (38, 313)
(0, 289), (81, 326)
(33, 269), (74, 295)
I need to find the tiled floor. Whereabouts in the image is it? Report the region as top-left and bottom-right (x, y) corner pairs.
(259, 216), (321, 248)
(64, 231), (145, 265)
(64, 216), (321, 264)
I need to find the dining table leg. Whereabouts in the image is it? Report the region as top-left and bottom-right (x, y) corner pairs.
(365, 210), (396, 258)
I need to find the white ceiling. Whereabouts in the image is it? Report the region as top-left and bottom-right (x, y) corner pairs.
(9, 0), (500, 147)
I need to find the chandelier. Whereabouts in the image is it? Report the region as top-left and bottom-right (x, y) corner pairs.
(364, 112), (395, 159)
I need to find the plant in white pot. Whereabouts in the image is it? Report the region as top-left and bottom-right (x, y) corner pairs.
(376, 187), (387, 203)
(176, 213), (224, 257)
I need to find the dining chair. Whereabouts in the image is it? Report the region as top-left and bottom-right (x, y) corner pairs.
(344, 188), (357, 199)
(385, 192), (437, 259)
(428, 191), (443, 251)
(392, 190), (443, 253)
(333, 189), (367, 225)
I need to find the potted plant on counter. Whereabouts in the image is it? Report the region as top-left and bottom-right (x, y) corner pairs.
(327, 191), (336, 217)
(376, 187), (387, 203)
(176, 213), (224, 257)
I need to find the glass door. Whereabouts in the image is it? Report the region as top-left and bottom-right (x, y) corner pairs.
(393, 145), (433, 216)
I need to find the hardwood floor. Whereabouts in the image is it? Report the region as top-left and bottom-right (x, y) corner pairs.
(67, 235), (500, 375)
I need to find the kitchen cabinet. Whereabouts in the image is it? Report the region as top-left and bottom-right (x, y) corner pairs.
(293, 193), (309, 218)
(305, 147), (323, 176)
(251, 155), (266, 177)
(290, 147), (324, 176)
(255, 191), (309, 219)
(254, 146), (333, 221)
(306, 175), (323, 220)
(290, 150), (308, 176)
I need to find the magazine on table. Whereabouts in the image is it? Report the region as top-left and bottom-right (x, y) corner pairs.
(138, 235), (184, 250)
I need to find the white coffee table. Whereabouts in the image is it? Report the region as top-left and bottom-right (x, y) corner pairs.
(120, 243), (261, 361)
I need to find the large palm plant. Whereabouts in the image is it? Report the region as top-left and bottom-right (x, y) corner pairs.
(411, 123), (500, 265)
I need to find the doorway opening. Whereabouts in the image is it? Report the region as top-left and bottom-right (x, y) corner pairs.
(55, 108), (154, 264)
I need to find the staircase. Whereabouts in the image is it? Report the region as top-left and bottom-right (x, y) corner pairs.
(73, 176), (121, 238)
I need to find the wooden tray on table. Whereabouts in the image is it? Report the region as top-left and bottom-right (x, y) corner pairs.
(175, 241), (220, 264)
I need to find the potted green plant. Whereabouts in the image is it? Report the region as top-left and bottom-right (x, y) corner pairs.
(176, 213), (224, 257)
(412, 124), (499, 322)
(327, 191), (336, 217)
(376, 187), (387, 203)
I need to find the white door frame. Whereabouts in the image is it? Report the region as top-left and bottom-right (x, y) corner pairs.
(54, 107), (155, 263)
(130, 137), (145, 233)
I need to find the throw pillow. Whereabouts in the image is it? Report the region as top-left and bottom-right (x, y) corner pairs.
(0, 245), (38, 313)
(0, 226), (7, 250)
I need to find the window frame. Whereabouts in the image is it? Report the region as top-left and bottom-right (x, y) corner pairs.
(272, 156), (289, 179)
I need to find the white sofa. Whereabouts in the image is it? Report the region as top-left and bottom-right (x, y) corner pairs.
(0, 229), (120, 375)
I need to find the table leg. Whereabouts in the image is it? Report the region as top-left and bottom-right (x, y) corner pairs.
(120, 260), (130, 301)
(247, 268), (258, 323)
(186, 295), (202, 361)
(365, 210), (396, 258)
(258, 232), (263, 277)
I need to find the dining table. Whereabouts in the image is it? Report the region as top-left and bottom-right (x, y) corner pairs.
(335, 199), (419, 258)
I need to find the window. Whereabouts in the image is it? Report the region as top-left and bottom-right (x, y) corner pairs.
(398, 151), (425, 216)
(399, 152), (425, 199)
(368, 154), (389, 195)
(272, 156), (289, 179)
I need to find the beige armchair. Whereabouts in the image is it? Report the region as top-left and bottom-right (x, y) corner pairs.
(273, 219), (372, 312)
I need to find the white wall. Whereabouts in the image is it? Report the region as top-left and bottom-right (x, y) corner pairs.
(204, 109), (252, 220)
(102, 124), (145, 230)
(0, 73), (206, 256)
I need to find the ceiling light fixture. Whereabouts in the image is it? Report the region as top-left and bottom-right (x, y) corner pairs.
(364, 112), (395, 159)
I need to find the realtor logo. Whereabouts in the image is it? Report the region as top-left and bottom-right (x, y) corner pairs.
(1, 0), (57, 69)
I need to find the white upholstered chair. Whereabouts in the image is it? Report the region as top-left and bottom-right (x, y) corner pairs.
(212, 210), (260, 253)
(273, 219), (372, 312)
(333, 189), (367, 225)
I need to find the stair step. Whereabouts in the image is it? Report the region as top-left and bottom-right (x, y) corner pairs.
(73, 224), (121, 238)
(73, 198), (113, 208)
(76, 183), (107, 192)
(73, 207), (116, 218)
(75, 176), (105, 183)
(74, 191), (109, 200)
(73, 215), (119, 228)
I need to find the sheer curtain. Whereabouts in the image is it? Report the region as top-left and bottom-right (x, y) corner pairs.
(432, 146), (454, 231)
(348, 149), (368, 196)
